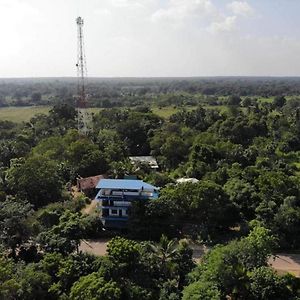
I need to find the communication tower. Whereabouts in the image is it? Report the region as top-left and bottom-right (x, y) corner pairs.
(76, 16), (91, 135)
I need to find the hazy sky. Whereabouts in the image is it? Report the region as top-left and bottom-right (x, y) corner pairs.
(1, 0), (300, 77)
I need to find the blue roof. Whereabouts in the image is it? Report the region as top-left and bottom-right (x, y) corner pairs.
(96, 179), (158, 191)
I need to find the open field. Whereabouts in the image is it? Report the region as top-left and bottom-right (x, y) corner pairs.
(0, 106), (104, 123)
(0, 105), (197, 123)
(0, 106), (51, 123)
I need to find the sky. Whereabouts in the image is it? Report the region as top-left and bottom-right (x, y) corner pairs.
(0, 0), (300, 77)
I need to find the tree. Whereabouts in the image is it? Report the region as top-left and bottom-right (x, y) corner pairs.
(182, 281), (221, 300)
(160, 135), (188, 169)
(31, 92), (41, 103)
(6, 156), (63, 208)
(55, 252), (103, 296)
(0, 198), (32, 256)
(227, 95), (242, 106)
(38, 210), (87, 254)
(272, 197), (300, 249)
(107, 237), (141, 267)
(148, 235), (178, 279)
(70, 273), (121, 300)
(249, 267), (294, 300)
(224, 178), (259, 220)
(159, 181), (240, 240)
(97, 129), (126, 163)
(273, 96), (286, 108)
(184, 226), (277, 299)
(0, 256), (20, 300)
(17, 264), (52, 300)
(66, 139), (108, 178)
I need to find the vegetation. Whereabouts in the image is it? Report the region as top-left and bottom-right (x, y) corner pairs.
(1, 78), (300, 298)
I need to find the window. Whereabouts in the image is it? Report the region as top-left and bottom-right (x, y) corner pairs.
(110, 209), (118, 216)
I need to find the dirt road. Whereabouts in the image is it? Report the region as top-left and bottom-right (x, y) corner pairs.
(269, 254), (300, 277)
(79, 239), (300, 277)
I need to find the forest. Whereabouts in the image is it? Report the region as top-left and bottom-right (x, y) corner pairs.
(0, 78), (300, 299)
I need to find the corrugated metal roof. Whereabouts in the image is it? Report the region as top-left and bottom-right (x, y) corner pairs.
(77, 175), (106, 191)
(96, 179), (157, 191)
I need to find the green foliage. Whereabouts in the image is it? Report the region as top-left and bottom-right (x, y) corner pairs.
(184, 226), (278, 299)
(249, 267), (293, 300)
(6, 156), (63, 208)
(0, 256), (20, 299)
(17, 264), (52, 300)
(37, 210), (94, 254)
(107, 237), (140, 266)
(224, 178), (259, 220)
(161, 181), (239, 240)
(2, 79), (300, 298)
(66, 138), (108, 178)
(182, 281), (221, 300)
(55, 252), (103, 295)
(0, 198), (32, 253)
(70, 273), (121, 300)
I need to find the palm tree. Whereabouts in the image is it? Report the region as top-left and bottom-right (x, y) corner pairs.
(149, 235), (178, 278)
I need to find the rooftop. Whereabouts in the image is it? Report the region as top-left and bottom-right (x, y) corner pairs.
(77, 175), (106, 191)
(129, 156), (159, 169)
(96, 179), (158, 191)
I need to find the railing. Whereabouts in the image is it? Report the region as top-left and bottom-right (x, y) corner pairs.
(98, 194), (154, 201)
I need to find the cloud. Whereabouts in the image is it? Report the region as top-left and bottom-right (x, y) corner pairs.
(228, 1), (254, 17)
(151, 0), (242, 33)
(110, 0), (152, 9)
(208, 16), (237, 33)
(151, 0), (215, 22)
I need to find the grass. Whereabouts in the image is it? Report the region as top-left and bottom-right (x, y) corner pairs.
(0, 103), (237, 123)
(0, 106), (51, 123)
(152, 105), (200, 118)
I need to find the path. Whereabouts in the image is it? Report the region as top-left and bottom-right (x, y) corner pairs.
(269, 254), (300, 277)
(79, 239), (300, 278)
(79, 239), (109, 256)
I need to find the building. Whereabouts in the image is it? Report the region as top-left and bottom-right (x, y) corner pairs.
(96, 179), (159, 228)
(176, 178), (199, 184)
(77, 175), (106, 197)
(129, 156), (159, 170)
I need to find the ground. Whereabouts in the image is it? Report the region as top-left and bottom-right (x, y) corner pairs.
(82, 199), (98, 215)
(79, 238), (300, 277)
(269, 254), (300, 277)
(79, 239), (109, 256)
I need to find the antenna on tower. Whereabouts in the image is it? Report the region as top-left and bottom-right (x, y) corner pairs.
(76, 16), (91, 135)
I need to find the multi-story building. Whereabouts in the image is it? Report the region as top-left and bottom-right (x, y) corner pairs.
(95, 179), (159, 228)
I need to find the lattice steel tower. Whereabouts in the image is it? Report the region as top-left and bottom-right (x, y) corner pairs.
(76, 16), (91, 135)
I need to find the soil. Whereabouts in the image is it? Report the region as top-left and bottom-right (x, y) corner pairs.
(79, 238), (300, 278)
(269, 254), (300, 277)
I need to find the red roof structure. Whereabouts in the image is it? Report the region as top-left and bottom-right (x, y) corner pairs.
(77, 175), (105, 193)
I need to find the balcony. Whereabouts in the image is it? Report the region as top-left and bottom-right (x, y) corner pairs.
(101, 199), (131, 206)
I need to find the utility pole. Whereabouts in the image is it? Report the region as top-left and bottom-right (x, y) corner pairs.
(76, 16), (91, 135)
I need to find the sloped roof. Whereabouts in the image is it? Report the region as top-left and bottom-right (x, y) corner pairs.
(129, 156), (159, 169)
(77, 175), (105, 191)
(96, 179), (158, 191)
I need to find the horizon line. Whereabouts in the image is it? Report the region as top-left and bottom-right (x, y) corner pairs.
(1, 75), (300, 80)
